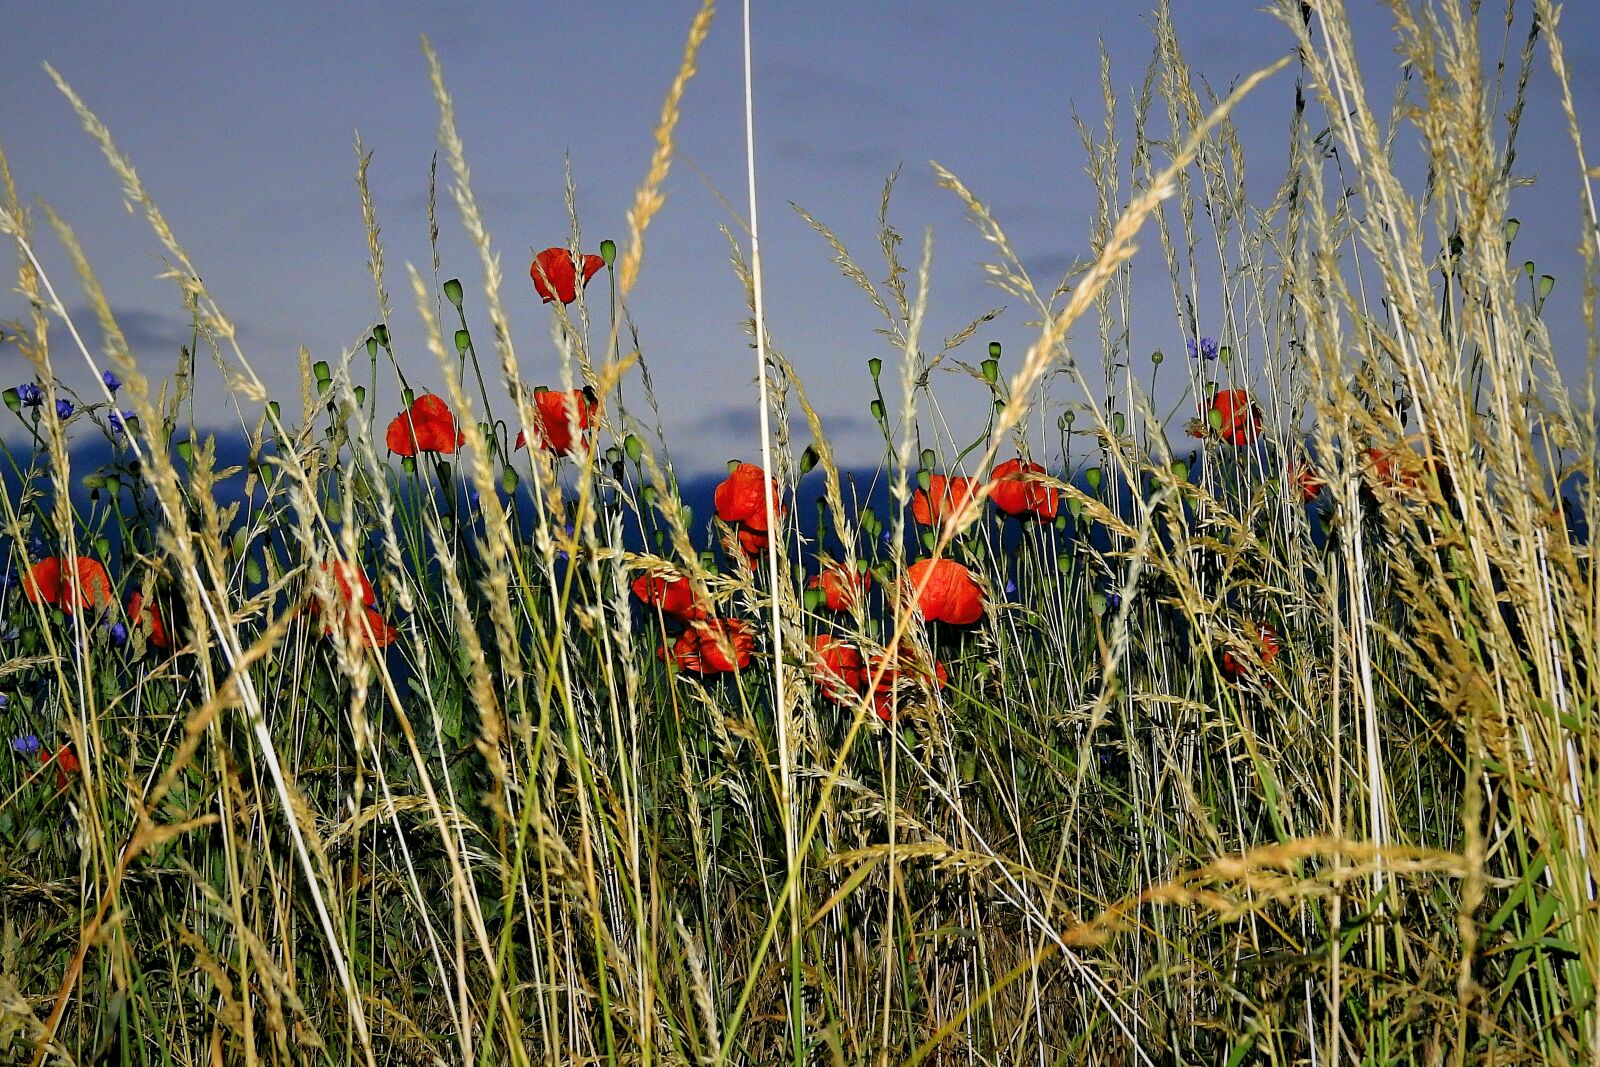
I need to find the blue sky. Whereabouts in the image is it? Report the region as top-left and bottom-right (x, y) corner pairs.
(4, 2), (1597, 474)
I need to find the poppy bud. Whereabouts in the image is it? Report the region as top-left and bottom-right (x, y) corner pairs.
(1067, 497), (1084, 521)
(478, 422), (493, 444)
(313, 360), (331, 384)
(870, 399), (886, 421)
(402, 388), (415, 408)
(1054, 514), (1068, 530)
(246, 555), (263, 584)
(1523, 260), (1536, 277)
(600, 239), (616, 266)
(401, 456), (416, 474)
(1111, 412), (1126, 436)
(1171, 460), (1188, 482)
(176, 439), (194, 465)
(916, 469), (931, 492)
(455, 329), (471, 353)
(443, 278), (464, 307)
(104, 475), (120, 497)
(373, 324), (390, 347)
(266, 400), (280, 423)
(501, 468), (519, 494)
(920, 530), (936, 552)
(325, 495), (342, 522)
(641, 485), (657, 506)
(867, 357), (883, 380)
(624, 434), (643, 462)
(1085, 467), (1102, 491)
(353, 386), (366, 407)
(1218, 345), (1232, 364)
(799, 445), (818, 474)
(231, 528), (249, 558)
(1540, 274), (1556, 298)
(1151, 348), (1164, 365)
(1208, 408), (1224, 432)
(987, 341), (1001, 359)
(994, 399), (1005, 415)
(920, 448), (935, 470)
(366, 337), (378, 361)
(2, 388), (18, 414)
(804, 587), (823, 611)
(1091, 593), (1108, 617)
(94, 536), (111, 560)
(982, 358), (999, 383)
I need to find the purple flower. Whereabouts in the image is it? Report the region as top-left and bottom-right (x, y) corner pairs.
(109, 410), (133, 438)
(102, 370), (121, 393)
(10, 735), (40, 756)
(1004, 579), (1018, 597)
(17, 383), (42, 408)
(109, 621), (129, 647)
(55, 398), (74, 420)
(1186, 336), (1219, 362)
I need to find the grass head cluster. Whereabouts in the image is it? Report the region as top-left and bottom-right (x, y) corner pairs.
(1, 1), (1598, 1064)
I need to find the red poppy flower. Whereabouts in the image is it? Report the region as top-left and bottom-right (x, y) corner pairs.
(40, 743), (79, 790)
(515, 389), (595, 455)
(1206, 389), (1262, 446)
(904, 558), (984, 626)
(127, 591), (169, 650)
(310, 562), (396, 649)
(25, 556), (113, 615)
(911, 475), (976, 528)
(810, 634), (867, 704)
(714, 462), (783, 532)
(989, 459), (1059, 519)
(386, 394), (464, 457)
(809, 564), (871, 612)
(658, 619), (753, 674)
(736, 526), (770, 564)
(631, 571), (708, 621)
(869, 646), (949, 722)
(1288, 460), (1326, 501)
(1221, 622), (1281, 680)
(530, 247), (605, 306)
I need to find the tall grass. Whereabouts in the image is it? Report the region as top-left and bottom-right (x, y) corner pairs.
(1, 0), (1596, 1063)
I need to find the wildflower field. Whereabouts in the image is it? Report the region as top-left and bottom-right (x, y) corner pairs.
(2, 1), (1598, 1063)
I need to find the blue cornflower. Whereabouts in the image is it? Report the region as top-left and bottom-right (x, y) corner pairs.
(109, 621), (129, 648)
(1186, 336), (1219, 361)
(1004, 579), (1018, 597)
(10, 735), (40, 756)
(108, 410), (133, 438)
(102, 370), (121, 393)
(0, 693), (7, 709)
(55, 398), (74, 420)
(17, 383), (42, 408)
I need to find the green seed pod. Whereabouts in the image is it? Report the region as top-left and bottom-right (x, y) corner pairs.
(1171, 460), (1188, 482)
(641, 485), (657, 506)
(867, 357), (883, 380)
(232, 528), (249, 558)
(443, 278), (464, 307)
(245, 555), (263, 585)
(804, 587), (823, 611)
(366, 337), (378, 361)
(402, 388), (416, 408)
(83, 473), (106, 490)
(325, 495), (342, 522)
(624, 434), (643, 462)
(1524, 260), (1536, 277)
(454, 329), (471, 353)
(103, 475), (120, 497)
(600, 239), (617, 266)
(1503, 218), (1520, 244)
(313, 360), (331, 383)
(994, 399), (1006, 415)
(987, 340), (1001, 359)
(604, 445), (622, 466)
(1111, 412), (1126, 436)
(799, 445), (818, 475)
(401, 456), (416, 475)
(921, 530), (936, 552)
(1540, 274), (1556, 298)
(93, 536), (110, 560)
(501, 467), (519, 494)
(916, 469), (932, 492)
(2, 388), (19, 414)
(1218, 345), (1232, 364)
(353, 386), (366, 407)
(680, 505), (693, 527)
(1056, 553), (1073, 574)
(727, 458), (741, 474)
(1085, 467), (1103, 491)
(176, 439), (194, 465)
(1063, 409), (1076, 425)
(870, 398), (886, 421)
(1208, 408), (1224, 431)
(1067, 497), (1084, 520)
(1151, 348), (1164, 365)
(920, 448), (936, 469)
(1091, 593), (1108, 617)
(266, 400), (280, 423)
(982, 358), (999, 383)
(372, 324), (390, 347)
(1054, 514), (1068, 530)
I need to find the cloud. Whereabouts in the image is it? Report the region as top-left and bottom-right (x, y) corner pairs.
(68, 306), (195, 357)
